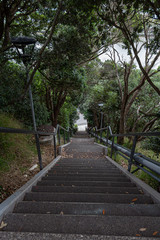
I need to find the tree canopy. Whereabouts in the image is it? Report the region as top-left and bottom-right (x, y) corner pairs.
(0, 0), (160, 136)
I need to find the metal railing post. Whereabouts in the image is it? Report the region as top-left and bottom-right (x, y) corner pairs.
(111, 136), (115, 158)
(58, 127), (60, 145)
(64, 130), (65, 144)
(128, 136), (137, 172)
(106, 127), (109, 146)
(54, 134), (57, 158)
(100, 129), (102, 143)
(35, 134), (43, 170)
(68, 129), (70, 142)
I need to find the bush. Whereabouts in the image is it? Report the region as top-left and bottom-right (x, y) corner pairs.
(0, 112), (36, 171)
(142, 136), (160, 157)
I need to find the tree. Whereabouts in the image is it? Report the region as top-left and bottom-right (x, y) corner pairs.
(97, 0), (160, 95)
(0, 61), (49, 127)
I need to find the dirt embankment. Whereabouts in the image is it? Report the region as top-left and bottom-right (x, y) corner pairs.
(0, 144), (55, 203)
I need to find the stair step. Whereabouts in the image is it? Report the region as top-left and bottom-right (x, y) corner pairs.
(14, 202), (160, 216)
(3, 214), (160, 237)
(0, 232), (156, 240)
(46, 173), (124, 178)
(42, 176), (131, 182)
(48, 170), (121, 174)
(31, 186), (141, 194)
(37, 180), (136, 187)
(51, 165), (118, 169)
(59, 158), (107, 161)
(24, 192), (153, 204)
(52, 166), (116, 169)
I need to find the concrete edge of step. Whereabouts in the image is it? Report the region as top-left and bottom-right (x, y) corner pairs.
(0, 232), (155, 240)
(105, 155), (160, 204)
(0, 155), (61, 222)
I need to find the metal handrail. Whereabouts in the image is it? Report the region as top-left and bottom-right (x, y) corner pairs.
(88, 126), (160, 183)
(0, 124), (72, 170)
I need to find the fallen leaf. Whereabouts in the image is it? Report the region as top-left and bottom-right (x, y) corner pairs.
(72, 185), (75, 187)
(139, 228), (147, 232)
(60, 211), (64, 215)
(102, 209), (106, 215)
(136, 234), (141, 237)
(153, 231), (158, 236)
(132, 198), (138, 202)
(0, 221), (7, 229)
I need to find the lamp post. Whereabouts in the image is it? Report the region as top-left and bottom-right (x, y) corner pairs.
(11, 36), (43, 170)
(98, 103), (104, 129)
(98, 103), (104, 143)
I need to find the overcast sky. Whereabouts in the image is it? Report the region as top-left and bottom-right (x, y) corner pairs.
(99, 43), (160, 69)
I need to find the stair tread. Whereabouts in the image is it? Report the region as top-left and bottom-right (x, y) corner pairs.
(43, 176), (130, 181)
(0, 232), (154, 240)
(14, 201), (160, 216)
(3, 214), (160, 237)
(24, 192), (153, 204)
(32, 185), (141, 194)
(37, 180), (136, 187)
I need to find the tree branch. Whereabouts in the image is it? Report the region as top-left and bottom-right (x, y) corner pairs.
(24, 1), (63, 95)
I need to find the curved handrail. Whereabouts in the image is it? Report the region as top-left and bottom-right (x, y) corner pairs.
(88, 126), (160, 183)
(0, 124), (72, 170)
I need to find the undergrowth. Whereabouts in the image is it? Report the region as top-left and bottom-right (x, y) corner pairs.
(0, 112), (37, 172)
(95, 136), (160, 191)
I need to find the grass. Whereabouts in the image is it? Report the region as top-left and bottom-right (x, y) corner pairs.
(0, 112), (37, 173)
(111, 140), (160, 191)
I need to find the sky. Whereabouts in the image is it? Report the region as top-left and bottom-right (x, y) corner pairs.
(99, 43), (160, 69)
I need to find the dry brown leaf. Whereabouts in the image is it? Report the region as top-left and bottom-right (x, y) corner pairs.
(60, 211), (64, 215)
(102, 209), (106, 215)
(136, 234), (141, 237)
(132, 198), (138, 202)
(0, 221), (7, 229)
(153, 231), (158, 236)
(139, 228), (147, 232)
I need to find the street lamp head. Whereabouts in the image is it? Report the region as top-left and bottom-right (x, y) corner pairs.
(11, 36), (36, 65)
(98, 103), (104, 107)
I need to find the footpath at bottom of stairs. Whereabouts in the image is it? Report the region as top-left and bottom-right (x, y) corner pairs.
(0, 131), (160, 239)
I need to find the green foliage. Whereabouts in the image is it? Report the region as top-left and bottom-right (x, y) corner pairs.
(0, 62), (50, 128)
(142, 137), (160, 157)
(58, 99), (78, 129)
(0, 112), (36, 172)
(111, 138), (160, 190)
(81, 60), (121, 130)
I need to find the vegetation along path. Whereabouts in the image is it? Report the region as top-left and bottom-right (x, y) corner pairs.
(0, 131), (160, 239)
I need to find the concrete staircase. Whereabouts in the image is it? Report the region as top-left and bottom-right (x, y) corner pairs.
(1, 131), (160, 239)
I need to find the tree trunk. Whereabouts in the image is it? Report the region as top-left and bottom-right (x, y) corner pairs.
(93, 110), (99, 127)
(118, 93), (128, 144)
